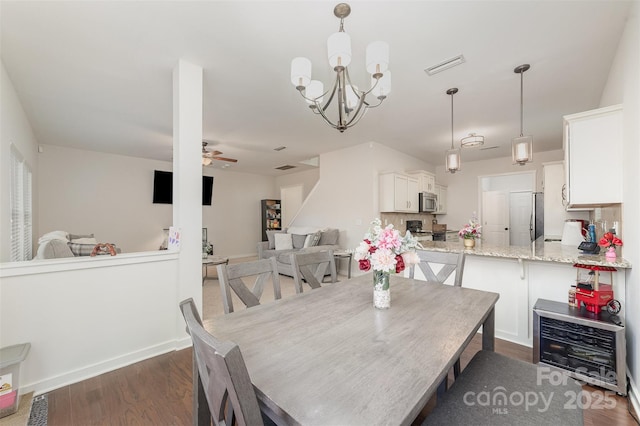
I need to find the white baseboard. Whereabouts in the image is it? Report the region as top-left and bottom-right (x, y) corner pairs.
(26, 339), (184, 396)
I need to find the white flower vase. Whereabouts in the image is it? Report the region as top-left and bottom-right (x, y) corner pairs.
(373, 271), (391, 309)
(463, 238), (476, 248)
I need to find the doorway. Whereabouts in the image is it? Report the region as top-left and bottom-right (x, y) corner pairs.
(480, 171), (536, 247)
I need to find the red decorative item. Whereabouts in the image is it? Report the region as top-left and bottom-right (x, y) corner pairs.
(573, 263), (617, 314)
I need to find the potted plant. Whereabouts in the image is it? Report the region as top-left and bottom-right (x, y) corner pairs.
(459, 213), (481, 248)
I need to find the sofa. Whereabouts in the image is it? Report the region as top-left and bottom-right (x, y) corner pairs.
(257, 227), (340, 277)
(34, 231), (120, 260)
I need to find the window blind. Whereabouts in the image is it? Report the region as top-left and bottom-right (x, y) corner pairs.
(10, 146), (33, 261)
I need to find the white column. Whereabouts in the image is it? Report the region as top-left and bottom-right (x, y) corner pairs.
(173, 59), (203, 328)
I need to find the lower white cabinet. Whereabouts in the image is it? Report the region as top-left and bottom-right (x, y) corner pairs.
(379, 173), (419, 213)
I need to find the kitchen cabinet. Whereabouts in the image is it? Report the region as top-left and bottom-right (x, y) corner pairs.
(434, 184), (447, 214)
(543, 162), (588, 238)
(379, 173), (419, 213)
(563, 105), (623, 209)
(408, 171), (436, 194)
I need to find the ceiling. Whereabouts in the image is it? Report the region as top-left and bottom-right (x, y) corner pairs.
(1, 1), (632, 176)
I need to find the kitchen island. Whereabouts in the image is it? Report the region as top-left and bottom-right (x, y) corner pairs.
(414, 238), (630, 347)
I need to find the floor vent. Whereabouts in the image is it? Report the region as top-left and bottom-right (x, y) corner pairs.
(275, 165), (296, 170)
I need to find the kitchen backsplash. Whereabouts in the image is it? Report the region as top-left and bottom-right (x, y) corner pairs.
(590, 204), (622, 241)
(379, 213), (436, 232)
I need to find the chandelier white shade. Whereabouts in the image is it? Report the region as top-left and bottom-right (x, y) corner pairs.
(290, 57), (312, 89)
(513, 64), (533, 165)
(445, 88), (461, 174)
(327, 32), (352, 68)
(290, 3), (390, 132)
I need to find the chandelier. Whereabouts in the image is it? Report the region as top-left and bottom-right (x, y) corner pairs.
(290, 3), (390, 132)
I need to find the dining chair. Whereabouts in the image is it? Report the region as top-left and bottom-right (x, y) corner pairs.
(290, 250), (337, 294)
(179, 298), (267, 426)
(408, 250), (465, 286)
(409, 250), (466, 379)
(217, 257), (282, 314)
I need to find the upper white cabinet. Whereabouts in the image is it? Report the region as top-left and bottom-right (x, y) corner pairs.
(379, 173), (419, 213)
(563, 105), (623, 208)
(434, 184), (447, 214)
(408, 171), (436, 194)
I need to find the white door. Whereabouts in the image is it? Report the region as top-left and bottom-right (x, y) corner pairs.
(509, 191), (532, 246)
(281, 185), (303, 228)
(482, 191), (509, 246)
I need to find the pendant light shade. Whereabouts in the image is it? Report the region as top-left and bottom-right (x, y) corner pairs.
(512, 64), (533, 165)
(461, 133), (484, 147)
(445, 88), (461, 174)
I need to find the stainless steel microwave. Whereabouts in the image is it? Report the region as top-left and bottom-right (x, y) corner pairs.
(419, 192), (438, 213)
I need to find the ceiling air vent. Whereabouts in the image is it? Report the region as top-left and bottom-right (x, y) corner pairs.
(480, 146), (499, 151)
(275, 165), (296, 171)
(425, 54), (465, 76)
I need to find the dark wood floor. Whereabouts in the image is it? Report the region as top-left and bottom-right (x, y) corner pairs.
(47, 334), (637, 426)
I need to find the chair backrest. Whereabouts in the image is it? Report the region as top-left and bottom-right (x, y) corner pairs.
(409, 250), (465, 286)
(217, 257), (282, 314)
(179, 298), (264, 426)
(290, 250), (336, 293)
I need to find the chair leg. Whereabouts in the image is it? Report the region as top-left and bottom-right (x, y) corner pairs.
(436, 376), (447, 401)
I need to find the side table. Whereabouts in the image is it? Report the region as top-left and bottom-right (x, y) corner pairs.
(202, 255), (229, 284)
(333, 250), (353, 279)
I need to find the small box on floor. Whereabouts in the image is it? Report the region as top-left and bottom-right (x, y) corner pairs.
(0, 343), (31, 419)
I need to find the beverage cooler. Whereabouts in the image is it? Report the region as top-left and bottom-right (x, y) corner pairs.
(533, 299), (626, 395)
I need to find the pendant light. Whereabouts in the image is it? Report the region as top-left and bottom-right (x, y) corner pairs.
(445, 88), (461, 173)
(512, 64), (533, 165)
(461, 133), (484, 147)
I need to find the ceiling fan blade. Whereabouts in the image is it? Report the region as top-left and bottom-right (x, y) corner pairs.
(213, 156), (238, 163)
(202, 150), (223, 157)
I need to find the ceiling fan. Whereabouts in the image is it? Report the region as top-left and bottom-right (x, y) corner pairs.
(202, 141), (238, 166)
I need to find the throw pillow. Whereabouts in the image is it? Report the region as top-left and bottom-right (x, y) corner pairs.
(266, 229), (287, 249)
(308, 231), (322, 247)
(71, 237), (98, 244)
(67, 242), (97, 256)
(274, 233), (293, 250)
(292, 234), (307, 249)
(318, 228), (339, 246)
(69, 233), (94, 241)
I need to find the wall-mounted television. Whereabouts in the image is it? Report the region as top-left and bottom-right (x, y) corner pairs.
(153, 170), (213, 206)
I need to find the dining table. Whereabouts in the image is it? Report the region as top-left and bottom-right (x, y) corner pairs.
(200, 273), (499, 426)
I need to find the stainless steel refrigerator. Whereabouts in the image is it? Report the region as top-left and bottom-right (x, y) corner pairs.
(530, 192), (544, 242)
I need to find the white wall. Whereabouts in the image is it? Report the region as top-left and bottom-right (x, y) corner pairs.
(291, 142), (432, 274)
(600, 1), (640, 407)
(38, 145), (172, 253)
(0, 253), (181, 394)
(202, 168), (278, 257)
(0, 61), (39, 262)
(435, 150), (564, 231)
(274, 168), (319, 201)
(36, 144), (277, 257)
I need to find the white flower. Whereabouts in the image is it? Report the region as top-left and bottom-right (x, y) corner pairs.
(370, 248), (397, 273)
(354, 241), (371, 261)
(401, 251), (420, 266)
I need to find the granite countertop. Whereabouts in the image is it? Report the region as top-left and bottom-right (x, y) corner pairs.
(416, 237), (631, 268)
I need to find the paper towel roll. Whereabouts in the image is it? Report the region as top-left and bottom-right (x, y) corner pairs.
(561, 221), (585, 246)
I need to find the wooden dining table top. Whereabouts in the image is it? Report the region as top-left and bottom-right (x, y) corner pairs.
(203, 273), (499, 426)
